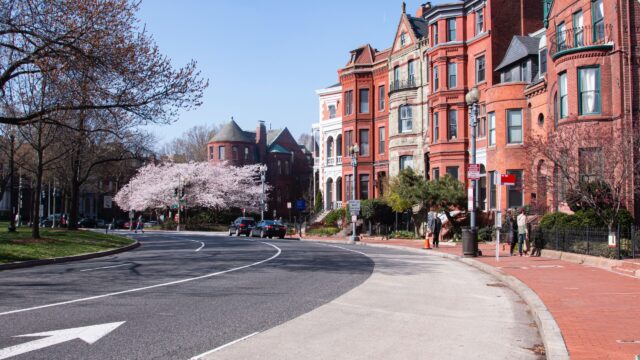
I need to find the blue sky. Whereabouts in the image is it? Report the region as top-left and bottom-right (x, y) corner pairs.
(138, 0), (437, 145)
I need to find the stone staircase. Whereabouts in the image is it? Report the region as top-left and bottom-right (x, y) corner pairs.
(611, 259), (640, 278)
(309, 209), (331, 225)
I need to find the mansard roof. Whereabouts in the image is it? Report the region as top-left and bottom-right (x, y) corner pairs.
(495, 36), (541, 71)
(407, 15), (429, 39)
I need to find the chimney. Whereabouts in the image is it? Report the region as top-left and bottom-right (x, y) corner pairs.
(256, 120), (267, 163)
(415, 2), (431, 18)
(402, 1), (406, 14)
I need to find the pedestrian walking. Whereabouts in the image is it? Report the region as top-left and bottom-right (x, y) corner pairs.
(517, 208), (527, 256)
(506, 211), (517, 256)
(429, 213), (442, 248)
(135, 214), (144, 234)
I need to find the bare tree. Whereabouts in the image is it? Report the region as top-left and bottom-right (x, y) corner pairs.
(298, 133), (313, 152)
(526, 122), (639, 231)
(161, 124), (218, 162)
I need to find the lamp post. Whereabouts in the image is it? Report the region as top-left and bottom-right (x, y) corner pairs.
(349, 143), (359, 244)
(260, 164), (268, 221)
(8, 134), (16, 232)
(465, 86), (480, 257)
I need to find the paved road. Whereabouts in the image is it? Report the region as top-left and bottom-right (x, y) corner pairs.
(0, 233), (373, 359)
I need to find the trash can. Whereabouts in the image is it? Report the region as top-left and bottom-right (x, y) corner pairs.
(462, 226), (478, 257)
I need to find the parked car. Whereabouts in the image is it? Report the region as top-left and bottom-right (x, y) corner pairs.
(39, 214), (65, 228)
(250, 220), (286, 239)
(96, 219), (106, 228)
(78, 218), (97, 228)
(228, 217), (256, 236)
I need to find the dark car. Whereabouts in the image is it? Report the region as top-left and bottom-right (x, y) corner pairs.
(250, 220), (286, 239)
(229, 217), (256, 236)
(78, 218), (97, 228)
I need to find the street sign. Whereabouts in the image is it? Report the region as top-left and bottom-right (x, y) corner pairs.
(351, 214), (357, 223)
(295, 199), (306, 210)
(467, 164), (481, 180)
(501, 174), (516, 186)
(287, 202), (291, 209)
(495, 211), (502, 229)
(103, 196), (112, 209)
(348, 200), (361, 215)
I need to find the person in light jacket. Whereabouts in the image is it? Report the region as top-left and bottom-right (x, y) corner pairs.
(517, 208), (528, 256)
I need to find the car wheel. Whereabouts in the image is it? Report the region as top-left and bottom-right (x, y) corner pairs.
(229, 229), (233, 236)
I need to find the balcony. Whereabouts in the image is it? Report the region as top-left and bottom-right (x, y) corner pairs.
(389, 77), (418, 94)
(550, 24), (613, 60)
(326, 157), (334, 166)
(336, 156), (342, 165)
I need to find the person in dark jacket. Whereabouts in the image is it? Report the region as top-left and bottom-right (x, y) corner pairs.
(505, 211), (518, 256)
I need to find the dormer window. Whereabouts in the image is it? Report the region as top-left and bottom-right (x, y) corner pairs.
(400, 32), (407, 46)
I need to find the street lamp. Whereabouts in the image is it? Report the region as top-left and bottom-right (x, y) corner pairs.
(465, 86), (481, 257)
(349, 143), (359, 244)
(8, 134), (15, 232)
(259, 164), (268, 221)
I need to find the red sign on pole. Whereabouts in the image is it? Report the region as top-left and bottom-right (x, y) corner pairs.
(501, 174), (516, 186)
(467, 164), (481, 180)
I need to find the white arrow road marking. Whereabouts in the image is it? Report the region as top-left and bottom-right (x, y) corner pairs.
(0, 321), (125, 359)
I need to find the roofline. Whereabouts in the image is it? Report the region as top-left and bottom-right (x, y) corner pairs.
(315, 86), (343, 96)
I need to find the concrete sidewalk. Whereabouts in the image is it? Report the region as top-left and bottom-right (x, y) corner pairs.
(355, 237), (640, 360)
(203, 244), (543, 360)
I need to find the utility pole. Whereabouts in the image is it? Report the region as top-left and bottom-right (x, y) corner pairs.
(465, 87), (480, 257)
(349, 143), (359, 244)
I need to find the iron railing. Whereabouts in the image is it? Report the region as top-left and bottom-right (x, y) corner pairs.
(389, 77), (418, 93)
(532, 225), (639, 259)
(549, 24), (613, 58)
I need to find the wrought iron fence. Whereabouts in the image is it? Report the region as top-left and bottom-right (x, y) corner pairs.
(389, 78), (418, 93)
(532, 225), (639, 259)
(549, 24), (613, 58)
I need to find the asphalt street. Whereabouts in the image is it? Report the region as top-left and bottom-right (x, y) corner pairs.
(0, 233), (374, 359)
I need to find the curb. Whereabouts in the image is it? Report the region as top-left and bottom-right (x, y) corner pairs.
(300, 238), (570, 360)
(0, 240), (141, 271)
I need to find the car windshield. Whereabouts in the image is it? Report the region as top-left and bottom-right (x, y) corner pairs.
(240, 220), (254, 225)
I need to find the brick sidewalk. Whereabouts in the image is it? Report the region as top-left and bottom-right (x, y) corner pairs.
(304, 236), (640, 360)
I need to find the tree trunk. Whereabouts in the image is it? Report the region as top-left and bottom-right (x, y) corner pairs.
(31, 148), (43, 239)
(68, 175), (80, 230)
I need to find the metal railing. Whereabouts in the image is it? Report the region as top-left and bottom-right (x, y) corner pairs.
(326, 157), (334, 166)
(389, 77), (418, 93)
(336, 156), (342, 165)
(549, 24), (613, 58)
(532, 225), (639, 259)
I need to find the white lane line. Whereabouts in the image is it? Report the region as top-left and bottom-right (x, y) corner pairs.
(189, 240), (205, 252)
(142, 239), (204, 252)
(321, 244), (370, 257)
(0, 241), (281, 317)
(190, 332), (260, 359)
(80, 263), (132, 272)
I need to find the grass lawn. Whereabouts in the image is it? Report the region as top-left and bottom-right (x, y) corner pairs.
(0, 223), (135, 264)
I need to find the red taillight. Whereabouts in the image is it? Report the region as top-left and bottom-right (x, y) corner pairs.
(239, 224), (246, 227)
(266, 226), (273, 229)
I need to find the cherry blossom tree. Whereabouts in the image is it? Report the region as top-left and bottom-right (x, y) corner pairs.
(114, 162), (267, 213)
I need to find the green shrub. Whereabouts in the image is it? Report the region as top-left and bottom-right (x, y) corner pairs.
(539, 212), (571, 231)
(541, 209), (634, 231)
(161, 219), (177, 230)
(390, 230), (416, 239)
(306, 227), (340, 236)
(324, 208), (345, 226)
(478, 226), (494, 242)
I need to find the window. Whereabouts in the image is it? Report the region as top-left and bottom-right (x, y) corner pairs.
(433, 24), (439, 45)
(344, 130), (353, 153)
(328, 105), (336, 119)
(447, 18), (456, 41)
(432, 168), (440, 180)
(378, 127), (385, 154)
(507, 109), (523, 144)
(475, 56), (485, 83)
(475, 9), (484, 35)
(378, 86), (385, 111)
(446, 166), (459, 180)
(359, 129), (369, 156)
(478, 104), (486, 137)
(557, 22), (567, 52)
(244, 147), (249, 161)
(400, 32), (406, 46)
(448, 62), (457, 88)
(553, 92), (559, 127)
(539, 48), (547, 75)
(399, 105), (412, 133)
(359, 88), (369, 113)
(232, 146), (239, 160)
(345, 90), (353, 115)
(218, 146), (225, 160)
(574, 10), (584, 47)
(433, 112), (439, 143)
(488, 112), (496, 145)
(433, 65), (439, 91)
(538, 113), (545, 126)
(400, 155), (413, 170)
(579, 147), (602, 182)
(578, 67), (601, 115)
(393, 66), (400, 89)
(209, 146), (214, 160)
(559, 72), (568, 118)
(507, 170), (523, 208)
(489, 171), (496, 209)
(408, 60), (415, 85)
(336, 134), (342, 156)
(448, 110), (457, 140)
(278, 160), (282, 175)
(345, 175), (352, 201)
(360, 175), (369, 200)
(592, 0), (604, 42)
(284, 160), (290, 175)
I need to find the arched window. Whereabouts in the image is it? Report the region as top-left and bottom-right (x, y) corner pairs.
(336, 134), (342, 156)
(553, 92), (558, 128)
(232, 146), (238, 160)
(278, 160), (282, 175)
(538, 113), (544, 126)
(244, 147), (249, 160)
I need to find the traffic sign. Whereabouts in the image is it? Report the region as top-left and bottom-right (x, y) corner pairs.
(501, 174), (516, 186)
(467, 164), (481, 180)
(348, 200), (361, 215)
(295, 199), (306, 210)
